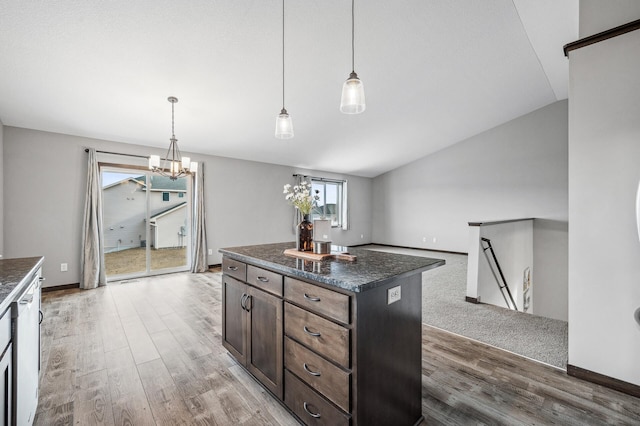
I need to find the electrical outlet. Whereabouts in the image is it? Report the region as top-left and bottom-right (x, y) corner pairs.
(360, 234), (364, 239)
(432, 237), (437, 243)
(208, 249), (213, 255)
(387, 286), (401, 305)
(60, 263), (68, 272)
(422, 236), (426, 242)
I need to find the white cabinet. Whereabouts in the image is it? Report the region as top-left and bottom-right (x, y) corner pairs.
(0, 307), (13, 425)
(12, 269), (41, 426)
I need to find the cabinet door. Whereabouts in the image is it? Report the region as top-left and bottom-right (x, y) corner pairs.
(247, 287), (283, 399)
(0, 344), (12, 426)
(222, 275), (248, 366)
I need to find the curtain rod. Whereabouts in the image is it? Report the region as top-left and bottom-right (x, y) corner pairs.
(84, 148), (149, 160)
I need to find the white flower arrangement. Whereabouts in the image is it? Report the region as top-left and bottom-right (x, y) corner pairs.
(283, 181), (319, 216)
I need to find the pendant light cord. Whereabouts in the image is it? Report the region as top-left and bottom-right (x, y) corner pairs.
(351, 0), (355, 72)
(282, 0), (286, 110)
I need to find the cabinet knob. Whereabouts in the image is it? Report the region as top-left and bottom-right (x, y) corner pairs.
(228, 265), (239, 271)
(256, 276), (269, 283)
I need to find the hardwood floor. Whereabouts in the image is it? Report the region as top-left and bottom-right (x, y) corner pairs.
(36, 272), (640, 425)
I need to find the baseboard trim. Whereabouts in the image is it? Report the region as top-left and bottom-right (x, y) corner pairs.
(465, 296), (480, 304)
(567, 364), (640, 398)
(362, 243), (467, 256)
(42, 283), (80, 293)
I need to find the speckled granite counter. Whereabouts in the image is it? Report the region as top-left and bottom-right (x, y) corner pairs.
(219, 242), (444, 292)
(0, 257), (44, 314)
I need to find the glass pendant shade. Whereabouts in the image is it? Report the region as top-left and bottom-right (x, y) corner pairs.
(149, 155), (160, 169)
(340, 71), (366, 114)
(275, 108), (294, 139)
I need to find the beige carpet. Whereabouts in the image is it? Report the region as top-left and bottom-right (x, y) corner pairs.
(363, 245), (568, 369)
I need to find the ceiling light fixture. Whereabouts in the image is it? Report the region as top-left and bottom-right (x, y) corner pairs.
(149, 96), (197, 180)
(340, 0), (365, 114)
(275, 0), (294, 139)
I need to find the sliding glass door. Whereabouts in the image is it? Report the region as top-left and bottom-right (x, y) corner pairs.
(101, 167), (191, 281)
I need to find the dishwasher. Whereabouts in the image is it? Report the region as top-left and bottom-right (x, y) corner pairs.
(12, 273), (41, 426)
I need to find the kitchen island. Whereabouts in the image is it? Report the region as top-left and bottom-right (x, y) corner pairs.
(220, 242), (444, 426)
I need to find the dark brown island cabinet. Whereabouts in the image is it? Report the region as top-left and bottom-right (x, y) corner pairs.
(220, 242), (444, 426)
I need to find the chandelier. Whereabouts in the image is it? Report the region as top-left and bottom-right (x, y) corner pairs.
(149, 96), (197, 180)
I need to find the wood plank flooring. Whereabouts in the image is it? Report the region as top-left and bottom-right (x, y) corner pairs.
(36, 272), (640, 425)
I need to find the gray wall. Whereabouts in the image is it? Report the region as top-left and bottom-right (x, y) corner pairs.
(568, 1), (640, 386)
(2, 126), (372, 287)
(372, 100), (568, 321)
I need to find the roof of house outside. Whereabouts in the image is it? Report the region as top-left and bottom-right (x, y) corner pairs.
(150, 202), (187, 220)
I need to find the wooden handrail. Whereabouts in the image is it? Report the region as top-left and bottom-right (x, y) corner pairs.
(564, 18), (640, 57)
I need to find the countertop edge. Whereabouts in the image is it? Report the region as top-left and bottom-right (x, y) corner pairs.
(0, 256), (45, 315)
(219, 248), (445, 293)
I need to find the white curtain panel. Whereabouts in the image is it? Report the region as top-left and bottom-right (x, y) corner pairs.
(80, 148), (106, 289)
(191, 162), (208, 273)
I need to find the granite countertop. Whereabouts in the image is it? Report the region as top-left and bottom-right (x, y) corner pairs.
(0, 257), (45, 314)
(219, 242), (445, 292)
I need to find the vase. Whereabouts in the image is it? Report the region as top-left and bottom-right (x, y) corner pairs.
(297, 214), (314, 252)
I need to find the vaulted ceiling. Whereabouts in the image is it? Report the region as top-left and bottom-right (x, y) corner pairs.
(0, 0), (577, 177)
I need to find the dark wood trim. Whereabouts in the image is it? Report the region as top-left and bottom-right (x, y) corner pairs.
(465, 296), (480, 304)
(567, 364), (640, 398)
(564, 19), (640, 57)
(468, 218), (534, 227)
(362, 243), (467, 256)
(41, 283), (80, 293)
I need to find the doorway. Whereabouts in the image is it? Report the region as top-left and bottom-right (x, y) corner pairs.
(101, 167), (191, 280)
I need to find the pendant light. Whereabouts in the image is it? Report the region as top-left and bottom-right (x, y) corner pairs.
(149, 97), (197, 180)
(340, 0), (365, 114)
(275, 0), (294, 139)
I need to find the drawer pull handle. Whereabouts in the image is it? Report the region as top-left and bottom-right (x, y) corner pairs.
(303, 326), (321, 337)
(228, 265), (239, 271)
(303, 293), (321, 302)
(241, 293), (248, 311)
(303, 402), (321, 418)
(303, 363), (321, 377)
(256, 276), (269, 282)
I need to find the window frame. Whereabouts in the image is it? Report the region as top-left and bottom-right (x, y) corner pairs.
(310, 178), (345, 228)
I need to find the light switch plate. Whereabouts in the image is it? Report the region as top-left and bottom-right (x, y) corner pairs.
(387, 286), (401, 305)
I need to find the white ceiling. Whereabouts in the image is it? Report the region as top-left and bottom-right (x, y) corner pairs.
(0, 0), (578, 178)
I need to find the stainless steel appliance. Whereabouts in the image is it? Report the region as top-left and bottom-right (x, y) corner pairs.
(12, 274), (40, 426)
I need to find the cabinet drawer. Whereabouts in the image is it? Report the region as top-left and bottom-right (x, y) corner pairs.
(284, 278), (350, 324)
(222, 257), (246, 281)
(285, 303), (349, 368)
(285, 337), (350, 413)
(285, 370), (350, 426)
(247, 265), (283, 297)
(0, 308), (10, 354)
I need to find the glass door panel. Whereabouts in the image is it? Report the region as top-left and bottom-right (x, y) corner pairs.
(149, 174), (189, 273)
(102, 171), (148, 278)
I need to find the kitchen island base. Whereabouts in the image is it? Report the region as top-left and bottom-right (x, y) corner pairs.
(220, 243), (444, 426)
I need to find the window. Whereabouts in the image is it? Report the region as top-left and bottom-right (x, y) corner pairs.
(162, 192), (170, 201)
(310, 179), (345, 228)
